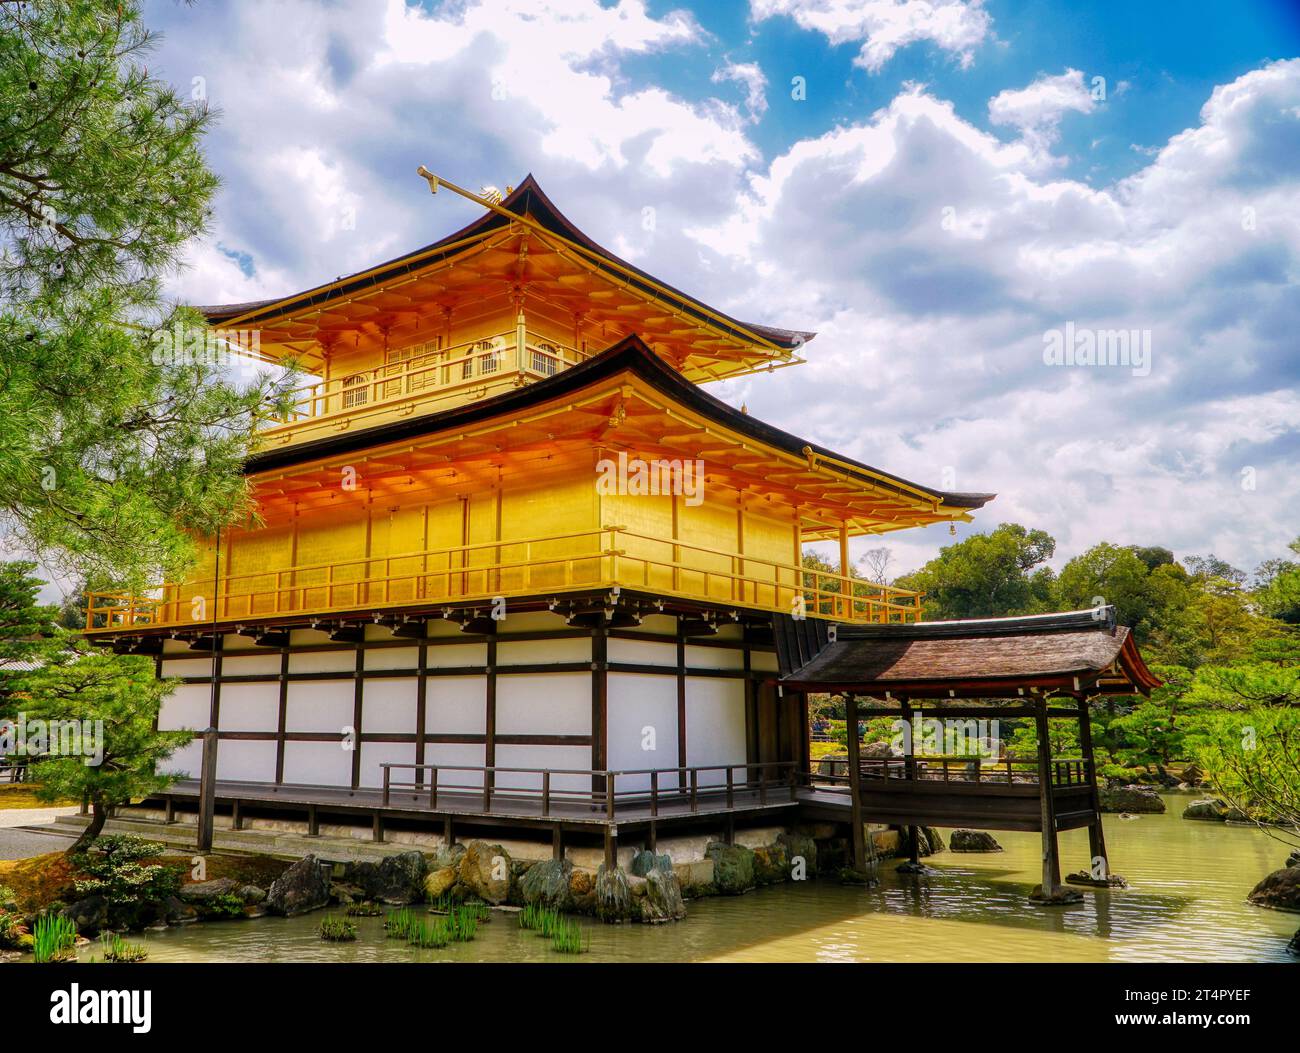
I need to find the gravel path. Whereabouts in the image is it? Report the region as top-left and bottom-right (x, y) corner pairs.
(0, 807), (79, 859)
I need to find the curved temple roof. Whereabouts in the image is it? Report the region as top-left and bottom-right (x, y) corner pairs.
(245, 333), (994, 532)
(774, 606), (1161, 697)
(198, 175), (814, 380)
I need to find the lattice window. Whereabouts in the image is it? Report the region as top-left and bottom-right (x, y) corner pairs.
(530, 343), (559, 377)
(341, 373), (369, 408)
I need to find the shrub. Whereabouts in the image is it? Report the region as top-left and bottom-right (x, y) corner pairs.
(71, 836), (180, 931)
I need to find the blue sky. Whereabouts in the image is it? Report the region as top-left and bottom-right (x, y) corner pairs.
(141, 0), (1300, 579)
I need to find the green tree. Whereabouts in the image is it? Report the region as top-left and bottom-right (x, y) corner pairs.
(1055, 542), (1159, 637)
(0, 560), (57, 714)
(893, 523), (1056, 618)
(16, 646), (189, 850)
(1254, 538), (1300, 625)
(0, 1), (295, 588)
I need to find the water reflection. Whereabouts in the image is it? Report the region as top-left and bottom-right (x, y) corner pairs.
(76, 795), (1296, 963)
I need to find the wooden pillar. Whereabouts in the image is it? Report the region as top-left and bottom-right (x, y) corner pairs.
(591, 626), (608, 797)
(1077, 693), (1110, 877)
(196, 726), (218, 852)
(274, 644), (289, 785)
(485, 623), (497, 794)
(845, 692), (866, 871)
(196, 633), (223, 853)
(900, 697), (918, 865)
(350, 640), (364, 789)
(1034, 697), (1061, 897)
(838, 523), (851, 619)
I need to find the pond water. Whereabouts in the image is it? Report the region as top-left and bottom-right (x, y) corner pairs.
(77, 795), (1297, 963)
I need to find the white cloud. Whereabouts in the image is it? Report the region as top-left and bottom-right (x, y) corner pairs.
(750, 0), (992, 72)
(712, 61), (769, 121)
(988, 68), (1096, 158)
(140, 0), (1299, 575)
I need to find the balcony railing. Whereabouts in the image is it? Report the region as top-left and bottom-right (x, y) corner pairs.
(83, 526), (923, 631)
(259, 330), (588, 444)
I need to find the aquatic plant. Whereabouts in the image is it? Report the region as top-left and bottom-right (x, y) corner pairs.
(33, 914), (77, 963)
(519, 903), (567, 938)
(99, 931), (148, 962)
(407, 917), (450, 948)
(318, 916), (357, 942)
(550, 917), (589, 954)
(345, 900), (383, 917)
(444, 905), (478, 942)
(384, 907), (415, 939)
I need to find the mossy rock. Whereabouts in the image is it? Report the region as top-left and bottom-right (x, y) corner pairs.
(704, 842), (755, 895)
(777, 833), (818, 878)
(595, 864), (632, 923)
(638, 868), (686, 923)
(423, 865), (458, 902)
(630, 849), (673, 878)
(457, 841), (512, 905)
(1099, 785), (1166, 813)
(752, 842), (790, 885)
(519, 858), (574, 911)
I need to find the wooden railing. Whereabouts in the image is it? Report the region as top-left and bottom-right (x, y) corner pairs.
(83, 526), (923, 631)
(379, 761), (799, 819)
(260, 329), (588, 440)
(809, 755), (1092, 791)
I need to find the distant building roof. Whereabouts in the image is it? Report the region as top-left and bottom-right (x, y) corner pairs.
(773, 607), (1160, 697)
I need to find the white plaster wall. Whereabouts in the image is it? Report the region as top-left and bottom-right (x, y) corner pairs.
(359, 741), (417, 789)
(218, 683), (279, 733)
(685, 677), (747, 786)
(288, 648), (357, 674)
(423, 742), (485, 788)
(751, 650), (779, 673)
(496, 672), (589, 735)
(221, 634), (259, 652)
(607, 672), (677, 790)
(365, 646), (420, 672)
(686, 643), (745, 670)
(221, 652), (283, 676)
(425, 677), (486, 734)
(497, 636), (591, 665)
(158, 684), (210, 731)
(159, 657), (212, 679)
(282, 741), (352, 786)
(426, 642), (487, 668)
(362, 678), (418, 733)
(163, 738), (202, 779)
(285, 680), (354, 734)
(215, 740), (277, 783)
(607, 637), (676, 667)
(493, 744), (591, 793)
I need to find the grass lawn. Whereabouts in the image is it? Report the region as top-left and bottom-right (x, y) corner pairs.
(0, 783), (77, 810)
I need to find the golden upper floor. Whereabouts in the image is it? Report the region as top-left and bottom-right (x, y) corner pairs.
(205, 176), (813, 454)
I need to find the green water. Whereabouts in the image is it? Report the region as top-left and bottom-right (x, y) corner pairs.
(81, 796), (1298, 963)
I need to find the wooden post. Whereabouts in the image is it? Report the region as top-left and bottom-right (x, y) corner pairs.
(845, 692), (866, 872)
(1034, 698), (1061, 898)
(838, 523), (851, 619)
(1077, 693), (1110, 878)
(196, 726), (218, 852)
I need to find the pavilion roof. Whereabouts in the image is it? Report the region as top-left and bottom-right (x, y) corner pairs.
(774, 607), (1161, 697)
(244, 333), (993, 538)
(197, 175), (813, 382)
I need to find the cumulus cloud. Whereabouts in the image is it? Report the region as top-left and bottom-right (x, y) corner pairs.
(989, 68), (1097, 162)
(142, 0), (1299, 575)
(712, 61), (769, 121)
(750, 0), (992, 72)
(694, 60), (1300, 573)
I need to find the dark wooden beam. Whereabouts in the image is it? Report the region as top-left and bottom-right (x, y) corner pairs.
(845, 692), (866, 872)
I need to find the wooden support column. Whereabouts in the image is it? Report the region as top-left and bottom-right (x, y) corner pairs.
(350, 640), (364, 790)
(485, 623), (497, 793)
(900, 697), (919, 865)
(591, 626), (608, 797)
(676, 619), (687, 791)
(1034, 697), (1062, 898)
(845, 692), (866, 872)
(838, 523), (851, 619)
(274, 644), (289, 785)
(1077, 693), (1110, 877)
(196, 634), (224, 853)
(414, 638), (428, 786)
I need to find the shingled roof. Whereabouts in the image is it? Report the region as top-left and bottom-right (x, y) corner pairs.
(774, 607), (1160, 697)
